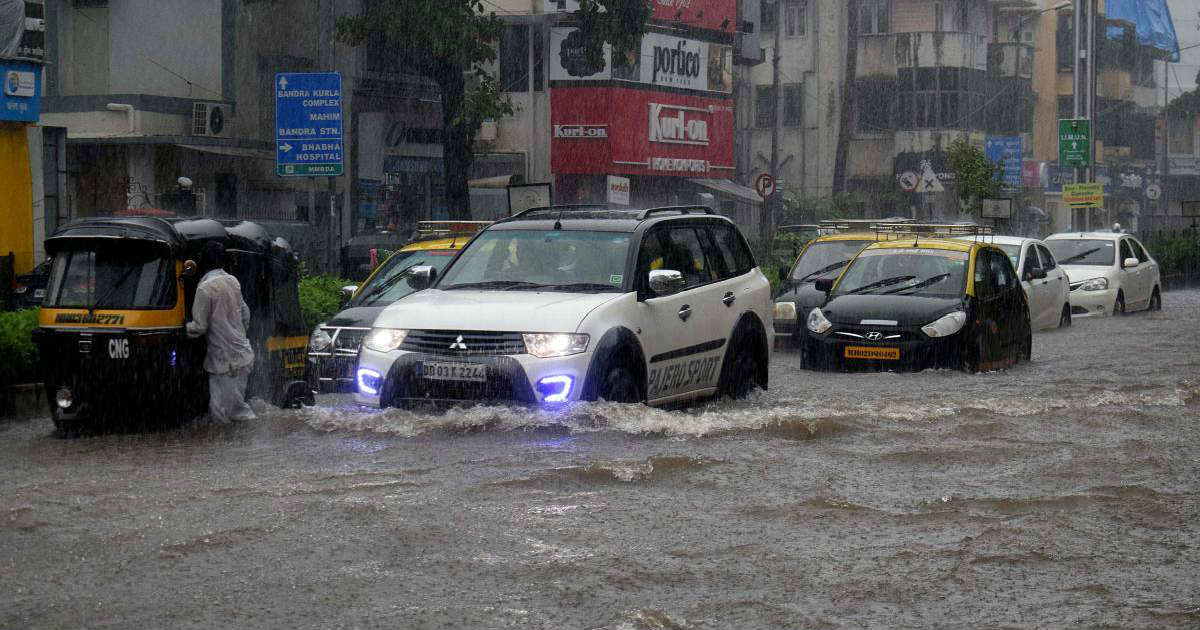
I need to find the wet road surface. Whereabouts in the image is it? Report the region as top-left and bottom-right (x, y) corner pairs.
(3, 290), (1199, 629)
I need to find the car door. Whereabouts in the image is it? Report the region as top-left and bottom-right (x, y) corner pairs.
(1129, 238), (1157, 307)
(1036, 244), (1069, 323)
(971, 249), (1002, 364)
(1018, 243), (1051, 329)
(703, 221), (756, 342)
(1117, 238), (1145, 306)
(993, 250), (1026, 356)
(634, 225), (728, 402)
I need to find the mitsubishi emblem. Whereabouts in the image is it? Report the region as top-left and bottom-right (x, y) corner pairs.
(865, 331), (883, 341)
(449, 335), (468, 350)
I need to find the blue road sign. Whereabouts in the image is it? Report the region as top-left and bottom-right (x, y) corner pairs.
(275, 72), (343, 176)
(985, 136), (1023, 189)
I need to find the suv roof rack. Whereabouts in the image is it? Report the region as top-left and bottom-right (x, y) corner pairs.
(505, 204), (611, 221)
(872, 222), (994, 241)
(637, 205), (717, 220)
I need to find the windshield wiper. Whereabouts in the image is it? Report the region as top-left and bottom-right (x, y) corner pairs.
(884, 273), (951, 295)
(504, 282), (621, 292)
(356, 267), (415, 304)
(843, 275), (915, 295)
(795, 260), (851, 284)
(442, 280), (540, 291)
(89, 266), (140, 311)
(1056, 247), (1103, 265)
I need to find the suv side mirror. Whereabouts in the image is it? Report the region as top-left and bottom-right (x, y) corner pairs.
(648, 269), (685, 297)
(1123, 257), (1139, 269)
(407, 266), (436, 290)
(814, 277), (835, 294)
(339, 285), (358, 301)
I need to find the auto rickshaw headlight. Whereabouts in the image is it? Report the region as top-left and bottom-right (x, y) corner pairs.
(364, 328), (408, 353)
(55, 387), (73, 409)
(309, 326), (333, 352)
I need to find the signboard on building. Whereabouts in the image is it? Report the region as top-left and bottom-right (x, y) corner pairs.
(985, 136), (1023, 188)
(607, 175), (630, 205)
(1063, 182), (1104, 208)
(275, 72), (344, 177)
(1058, 119), (1091, 167)
(0, 59), (39, 122)
(544, 0), (736, 33)
(550, 28), (612, 81)
(507, 183), (552, 215)
(551, 87), (733, 178)
(552, 28), (731, 93)
(981, 198), (1013, 219)
(894, 151), (953, 193)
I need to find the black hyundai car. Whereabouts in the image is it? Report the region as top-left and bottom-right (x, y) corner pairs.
(802, 238), (1031, 372)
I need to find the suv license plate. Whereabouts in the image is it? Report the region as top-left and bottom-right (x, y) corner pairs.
(844, 346), (900, 360)
(421, 361), (487, 382)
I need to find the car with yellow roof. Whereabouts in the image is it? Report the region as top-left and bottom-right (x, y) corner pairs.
(802, 224), (1032, 372)
(306, 221), (488, 393)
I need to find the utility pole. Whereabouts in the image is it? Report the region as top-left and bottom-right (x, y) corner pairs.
(764, 0), (783, 260)
(832, 0), (859, 196)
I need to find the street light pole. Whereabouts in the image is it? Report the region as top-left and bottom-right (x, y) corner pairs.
(766, 0), (783, 260)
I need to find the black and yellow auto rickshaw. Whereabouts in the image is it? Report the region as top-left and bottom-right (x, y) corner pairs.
(33, 216), (311, 434)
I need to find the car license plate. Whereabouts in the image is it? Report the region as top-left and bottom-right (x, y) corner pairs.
(421, 361), (487, 382)
(844, 346), (900, 361)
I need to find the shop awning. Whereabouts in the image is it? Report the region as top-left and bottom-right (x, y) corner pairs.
(178, 144), (275, 161)
(688, 178), (762, 205)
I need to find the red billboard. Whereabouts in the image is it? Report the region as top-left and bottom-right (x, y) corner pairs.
(650, 0), (736, 33)
(551, 87), (734, 178)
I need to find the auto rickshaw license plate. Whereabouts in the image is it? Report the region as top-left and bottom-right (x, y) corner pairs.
(421, 361), (487, 382)
(844, 346), (900, 360)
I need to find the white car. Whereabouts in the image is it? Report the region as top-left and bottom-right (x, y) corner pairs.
(354, 206), (773, 408)
(961, 235), (1072, 329)
(1043, 232), (1162, 317)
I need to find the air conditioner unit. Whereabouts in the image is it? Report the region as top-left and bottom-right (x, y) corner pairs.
(191, 102), (227, 137)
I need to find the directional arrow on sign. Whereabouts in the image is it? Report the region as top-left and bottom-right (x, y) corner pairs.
(280, 143), (293, 153)
(279, 76), (288, 90)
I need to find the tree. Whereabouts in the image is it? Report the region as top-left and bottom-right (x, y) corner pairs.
(336, 0), (653, 220)
(946, 136), (1003, 215)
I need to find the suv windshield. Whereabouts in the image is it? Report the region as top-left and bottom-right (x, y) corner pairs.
(44, 247), (175, 309)
(1046, 239), (1115, 266)
(348, 249), (458, 306)
(438, 230), (630, 292)
(834, 248), (968, 298)
(789, 240), (872, 283)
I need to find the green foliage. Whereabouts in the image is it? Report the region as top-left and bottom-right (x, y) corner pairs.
(298, 274), (352, 330)
(1145, 232), (1200, 278)
(0, 309), (40, 386)
(947, 136), (1003, 215)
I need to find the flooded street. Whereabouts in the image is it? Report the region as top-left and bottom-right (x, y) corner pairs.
(3, 291), (1199, 630)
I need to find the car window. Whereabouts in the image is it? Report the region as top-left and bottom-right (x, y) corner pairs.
(1022, 245), (1041, 275)
(1130, 239), (1149, 263)
(994, 250), (1018, 291)
(661, 227), (717, 289)
(1119, 239), (1135, 264)
(1036, 244), (1057, 270)
(708, 223), (753, 279)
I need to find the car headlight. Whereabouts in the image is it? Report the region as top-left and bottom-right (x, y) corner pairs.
(1080, 277), (1108, 291)
(308, 326), (332, 352)
(363, 328), (408, 353)
(806, 307), (832, 334)
(921, 311), (967, 338)
(774, 302), (798, 321)
(523, 333), (589, 358)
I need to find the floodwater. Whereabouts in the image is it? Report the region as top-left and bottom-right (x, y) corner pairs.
(3, 291), (1199, 630)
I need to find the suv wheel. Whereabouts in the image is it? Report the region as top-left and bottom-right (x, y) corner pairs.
(599, 366), (640, 403)
(719, 328), (761, 399)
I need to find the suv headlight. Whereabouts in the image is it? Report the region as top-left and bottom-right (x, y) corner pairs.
(309, 326), (332, 352)
(806, 308), (832, 334)
(774, 302), (798, 321)
(523, 333), (589, 358)
(921, 311), (967, 338)
(363, 328), (408, 353)
(1080, 277), (1108, 291)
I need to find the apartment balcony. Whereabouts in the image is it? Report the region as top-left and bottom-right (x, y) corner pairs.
(1055, 67), (1136, 103)
(858, 32), (990, 79)
(987, 42), (1033, 79)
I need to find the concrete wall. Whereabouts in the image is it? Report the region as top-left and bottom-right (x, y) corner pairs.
(107, 0), (223, 99)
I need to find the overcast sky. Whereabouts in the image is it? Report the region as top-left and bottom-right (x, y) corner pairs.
(1167, 0), (1199, 96)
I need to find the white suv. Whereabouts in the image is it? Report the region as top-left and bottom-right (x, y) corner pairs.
(1044, 231), (1162, 316)
(354, 207), (773, 407)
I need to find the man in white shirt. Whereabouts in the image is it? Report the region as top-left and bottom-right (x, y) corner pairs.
(186, 242), (256, 423)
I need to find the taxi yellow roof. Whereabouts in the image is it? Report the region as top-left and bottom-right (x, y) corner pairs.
(399, 236), (468, 252)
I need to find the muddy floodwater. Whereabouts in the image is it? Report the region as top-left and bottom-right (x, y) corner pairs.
(3, 290), (1200, 629)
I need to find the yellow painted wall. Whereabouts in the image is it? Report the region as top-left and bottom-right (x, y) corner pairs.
(0, 123), (33, 274)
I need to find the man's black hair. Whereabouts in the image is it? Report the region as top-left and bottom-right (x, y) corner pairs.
(199, 241), (227, 275)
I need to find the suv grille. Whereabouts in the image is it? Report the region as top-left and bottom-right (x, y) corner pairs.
(400, 330), (527, 357)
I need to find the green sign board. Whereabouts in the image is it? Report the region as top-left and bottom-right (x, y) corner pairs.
(1058, 119), (1091, 167)
(276, 163), (344, 176)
